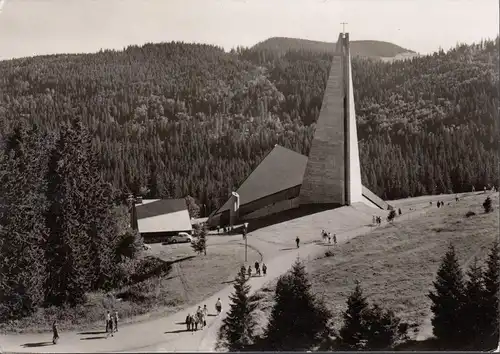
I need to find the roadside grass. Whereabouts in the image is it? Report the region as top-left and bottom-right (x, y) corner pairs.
(251, 192), (499, 338)
(0, 242), (261, 334)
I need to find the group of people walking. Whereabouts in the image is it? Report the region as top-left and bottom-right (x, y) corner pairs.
(105, 310), (119, 338)
(243, 262), (267, 278)
(321, 230), (337, 245)
(51, 310), (119, 345)
(185, 299), (223, 332)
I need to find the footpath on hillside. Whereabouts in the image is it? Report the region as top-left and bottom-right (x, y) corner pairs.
(0, 192), (479, 353)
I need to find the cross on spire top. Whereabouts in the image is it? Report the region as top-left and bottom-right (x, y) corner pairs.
(340, 22), (348, 33)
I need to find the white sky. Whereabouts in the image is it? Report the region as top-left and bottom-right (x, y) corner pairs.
(0, 0), (498, 60)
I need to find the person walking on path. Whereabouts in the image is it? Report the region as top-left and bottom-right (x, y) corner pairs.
(262, 263), (267, 276)
(247, 265), (252, 278)
(107, 315), (114, 338)
(333, 234), (337, 246)
(52, 320), (59, 345)
(254, 261), (260, 276)
(215, 298), (222, 315)
(295, 236), (300, 248)
(113, 311), (119, 332)
(202, 305), (208, 326)
(105, 311), (111, 333)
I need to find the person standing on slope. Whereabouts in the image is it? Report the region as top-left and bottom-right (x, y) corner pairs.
(52, 320), (59, 345)
(215, 298), (222, 315)
(295, 236), (300, 248)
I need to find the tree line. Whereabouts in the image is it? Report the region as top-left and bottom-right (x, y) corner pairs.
(0, 121), (141, 322)
(0, 38), (497, 214)
(218, 240), (499, 351)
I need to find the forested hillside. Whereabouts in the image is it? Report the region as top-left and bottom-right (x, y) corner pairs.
(0, 39), (498, 216)
(252, 37), (414, 58)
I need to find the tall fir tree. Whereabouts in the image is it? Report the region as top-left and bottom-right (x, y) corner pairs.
(0, 124), (49, 319)
(481, 241), (499, 347)
(338, 281), (371, 350)
(263, 259), (331, 351)
(428, 243), (466, 347)
(217, 266), (258, 351)
(461, 258), (485, 347)
(364, 303), (409, 350)
(44, 123), (91, 306)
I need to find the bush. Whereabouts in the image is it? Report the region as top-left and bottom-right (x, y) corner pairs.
(483, 197), (493, 213)
(465, 211), (476, 218)
(387, 210), (396, 223)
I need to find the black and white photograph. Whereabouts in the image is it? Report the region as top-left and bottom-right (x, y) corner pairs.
(0, 0), (498, 352)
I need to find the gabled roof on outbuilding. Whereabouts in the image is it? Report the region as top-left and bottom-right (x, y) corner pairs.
(136, 199), (188, 220)
(136, 199), (193, 233)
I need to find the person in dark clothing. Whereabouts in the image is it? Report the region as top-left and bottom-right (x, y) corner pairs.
(113, 311), (119, 332)
(295, 236), (300, 248)
(105, 310), (111, 333)
(107, 317), (114, 338)
(247, 265), (252, 278)
(52, 320), (59, 344)
(262, 263), (267, 275)
(398, 208), (402, 215)
(254, 261), (260, 276)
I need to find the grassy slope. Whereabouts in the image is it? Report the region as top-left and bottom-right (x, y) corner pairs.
(252, 192), (499, 338)
(252, 37), (414, 57)
(0, 243), (261, 334)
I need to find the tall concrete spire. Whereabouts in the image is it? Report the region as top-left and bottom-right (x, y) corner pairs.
(299, 32), (363, 206)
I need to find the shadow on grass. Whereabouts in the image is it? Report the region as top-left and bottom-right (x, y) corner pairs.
(280, 247), (297, 251)
(21, 341), (53, 348)
(80, 336), (107, 340)
(77, 331), (106, 335)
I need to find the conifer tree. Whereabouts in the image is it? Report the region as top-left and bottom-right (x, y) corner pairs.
(44, 123), (90, 306)
(364, 304), (409, 350)
(191, 225), (207, 255)
(217, 267), (258, 351)
(338, 281), (371, 350)
(0, 124), (49, 320)
(481, 241), (499, 346)
(263, 259), (331, 351)
(461, 258), (484, 346)
(428, 243), (466, 346)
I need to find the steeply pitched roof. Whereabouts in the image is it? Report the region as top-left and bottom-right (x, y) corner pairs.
(213, 145), (308, 215)
(136, 199), (188, 220)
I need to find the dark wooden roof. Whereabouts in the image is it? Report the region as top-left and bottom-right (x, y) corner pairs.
(212, 145), (308, 215)
(136, 199), (188, 220)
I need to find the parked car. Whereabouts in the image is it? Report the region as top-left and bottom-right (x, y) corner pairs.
(162, 232), (193, 245)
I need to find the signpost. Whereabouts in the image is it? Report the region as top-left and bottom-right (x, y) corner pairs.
(243, 222), (249, 262)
